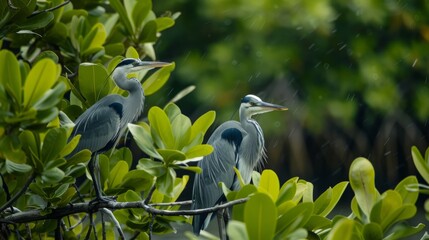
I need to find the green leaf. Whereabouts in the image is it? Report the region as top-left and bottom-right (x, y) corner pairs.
(304, 215), (331, 231)
(349, 157), (378, 219)
(119, 170), (153, 192)
(126, 46), (140, 59)
(63, 149), (91, 168)
(232, 184), (257, 221)
(33, 81), (66, 111)
(184, 144), (213, 159)
(148, 107), (175, 148)
(411, 146), (429, 184)
(166, 175), (189, 203)
(164, 103), (181, 122)
(53, 183), (69, 198)
(155, 17), (175, 32)
(78, 63), (110, 105)
(258, 169), (279, 201)
(110, 147), (133, 170)
(394, 176), (418, 205)
(227, 220), (249, 240)
(171, 114), (192, 149)
(244, 193), (277, 240)
(251, 171), (261, 187)
(315, 181), (348, 217)
(189, 110), (216, 145)
(109, 0), (134, 36)
(326, 218), (355, 240)
(384, 223), (425, 240)
(139, 20), (157, 42)
(45, 158), (66, 170)
(137, 158), (166, 177)
(0, 50), (21, 104)
(41, 128), (67, 164)
(128, 123), (163, 159)
(276, 182), (296, 206)
(16, 12), (54, 32)
(156, 168), (176, 197)
(157, 149), (186, 164)
(42, 167), (65, 183)
(60, 134), (81, 157)
(351, 197), (363, 221)
(81, 23), (106, 55)
(276, 202), (313, 237)
(23, 58), (59, 109)
(176, 165), (202, 173)
(33, 51), (59, 64)
(143, 63), (175, 96)
(107, 160), (129, 189)
(370, 190), (404, 230)
(5, 160), (32, 173)
(132, 0), (151, 31)
(363, 223), (383, 240)
(55, 187), (77, 207)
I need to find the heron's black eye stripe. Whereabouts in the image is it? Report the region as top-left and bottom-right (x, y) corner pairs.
(117, 58), (136, 67)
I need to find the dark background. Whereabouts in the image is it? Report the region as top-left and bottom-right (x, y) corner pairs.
(146, 0), (429, 199)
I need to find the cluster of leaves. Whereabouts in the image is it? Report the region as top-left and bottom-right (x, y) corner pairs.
(0, 0), (212, 238)
(193, 157), (425, 240)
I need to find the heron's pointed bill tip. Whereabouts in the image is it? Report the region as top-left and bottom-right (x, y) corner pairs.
(259, 101), (288, 111)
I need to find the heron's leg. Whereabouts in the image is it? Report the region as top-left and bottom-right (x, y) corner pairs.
(88, 154), (110, 203)
(217, 209), (227, 240)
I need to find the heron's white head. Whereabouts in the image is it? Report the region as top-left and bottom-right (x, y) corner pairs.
(240, 94), (287, 118)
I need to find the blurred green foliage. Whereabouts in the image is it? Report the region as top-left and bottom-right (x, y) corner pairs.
(156, 0), (429, 185)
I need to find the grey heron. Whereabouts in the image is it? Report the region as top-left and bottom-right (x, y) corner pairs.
(191, 94), (287, 234)
(68, 58), (170, 202)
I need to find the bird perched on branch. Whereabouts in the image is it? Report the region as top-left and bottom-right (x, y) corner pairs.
(192, 94), (287, 234)
(68, 58), (170, 202)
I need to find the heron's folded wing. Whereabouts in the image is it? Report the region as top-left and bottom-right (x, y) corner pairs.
(192, 122), (244, 233)
(69, 103), (122, 155)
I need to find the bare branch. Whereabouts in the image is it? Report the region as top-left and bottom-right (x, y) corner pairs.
(29, 0), (71, 18)
(100, 208), (125, 240)
(2, 197), (249, 224)
(149, 200), (192, 207)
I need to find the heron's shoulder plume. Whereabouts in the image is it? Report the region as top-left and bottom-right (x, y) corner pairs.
(221, 128), (243, 148)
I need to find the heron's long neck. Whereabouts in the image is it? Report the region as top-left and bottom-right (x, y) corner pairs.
(239, 109), (266, 183)
(114, 74), (145, 123)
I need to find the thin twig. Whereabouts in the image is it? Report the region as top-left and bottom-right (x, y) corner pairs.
(29, 0), (71, 18)
(0, 174), (35, 213)
(0, 174), (12, 212)
(84, 214), (93, 240)
(3, 197), (249, 224)
(149, 200), (192, 207)
(101, 210), (106, 240)
(149, 213), (155, 240)
(100, 208), (125, 240)
(144, 185), (156, 205)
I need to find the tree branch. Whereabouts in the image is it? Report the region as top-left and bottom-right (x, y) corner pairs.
(2, 197), (249, 224)
(29, 0), (71, 18)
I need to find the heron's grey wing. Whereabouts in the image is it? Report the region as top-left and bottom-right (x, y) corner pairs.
(69, 96), (124, 156)
(192, 121), (244, 233)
